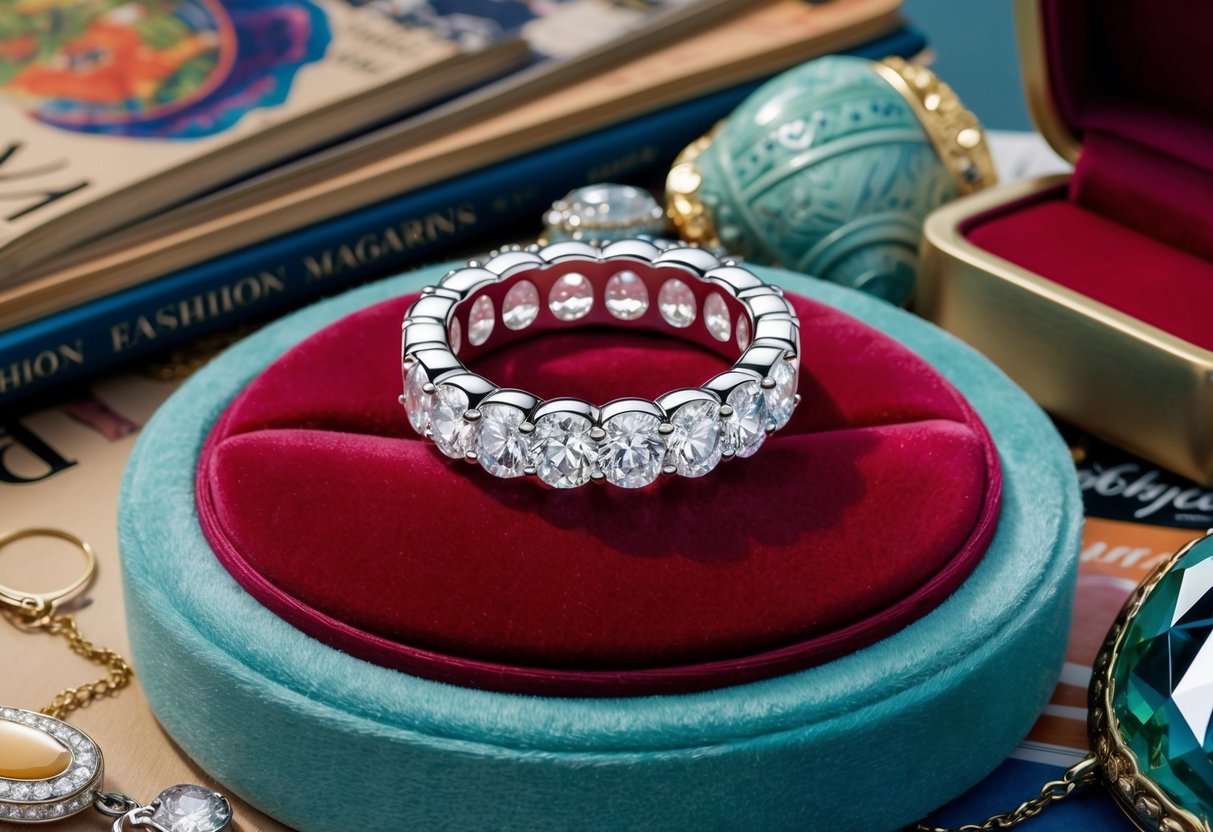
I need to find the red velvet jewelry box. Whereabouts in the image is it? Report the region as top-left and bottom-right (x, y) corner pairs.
(917, 0), (1213, 484)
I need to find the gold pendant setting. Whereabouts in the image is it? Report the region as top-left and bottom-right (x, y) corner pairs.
(0, 707), (103, 824)
(1092, 532), (1213, 832)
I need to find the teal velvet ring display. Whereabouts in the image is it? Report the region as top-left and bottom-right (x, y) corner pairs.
(119, 263), (1081, 832)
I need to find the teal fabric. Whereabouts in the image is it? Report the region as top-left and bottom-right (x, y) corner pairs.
(119, 264), (1081, 832)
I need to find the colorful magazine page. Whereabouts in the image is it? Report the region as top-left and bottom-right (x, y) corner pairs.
(0, 0), (533, 281)
(0, 0), (749, 285)
(0, 0), (904, 331)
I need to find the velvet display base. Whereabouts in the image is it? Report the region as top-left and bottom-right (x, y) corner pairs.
(120, 265), (1081, 832)
(194, 268), (1001, 695)
(965, 186), (1213, 352)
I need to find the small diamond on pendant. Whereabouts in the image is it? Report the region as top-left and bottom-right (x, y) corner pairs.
(151, 784), (233, 832)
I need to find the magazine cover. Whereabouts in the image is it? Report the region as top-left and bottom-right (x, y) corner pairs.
(0, 0), (738, 283)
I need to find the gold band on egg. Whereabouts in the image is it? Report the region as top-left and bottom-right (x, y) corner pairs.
(873, 56), (998, 196)
(664, 127), (723, 250)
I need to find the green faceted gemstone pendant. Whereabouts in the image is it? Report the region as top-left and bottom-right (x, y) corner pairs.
(1092, 530), (1213, 832)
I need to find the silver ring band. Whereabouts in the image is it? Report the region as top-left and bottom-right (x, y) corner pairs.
(400, 239), (800, 489)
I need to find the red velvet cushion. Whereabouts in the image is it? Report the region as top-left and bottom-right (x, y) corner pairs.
(197, 291), (1001, 696)
(964, 185), (1213, 352)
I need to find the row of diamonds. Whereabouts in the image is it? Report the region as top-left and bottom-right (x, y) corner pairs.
(404, 240), (780, 359)
(405, 356), (797, 489)
(401, 241), (799, 489)
(0, 709), (99, 801)
(0, 790), (96, 822)
(454, 269), (750, 351)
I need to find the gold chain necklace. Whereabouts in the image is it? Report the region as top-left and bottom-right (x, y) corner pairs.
(9, 524), (1213, 831)
(0, 529), (233, 832)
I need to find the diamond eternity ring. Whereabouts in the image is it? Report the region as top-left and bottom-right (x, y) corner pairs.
(400, 239), (800, 489)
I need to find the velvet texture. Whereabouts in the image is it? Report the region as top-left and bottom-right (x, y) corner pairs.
(965, 187), (1213, 352)
(120, 266), (1081, 832)
(962, 1), (1213, 347)
(196, 285), (1001, 695)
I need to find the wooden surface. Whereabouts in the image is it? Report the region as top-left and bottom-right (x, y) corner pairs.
(0, 372), (283, 831)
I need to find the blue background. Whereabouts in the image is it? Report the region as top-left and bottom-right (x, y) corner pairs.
(904, 0), (1031, 130)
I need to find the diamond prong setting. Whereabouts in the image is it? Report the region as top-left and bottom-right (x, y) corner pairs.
(400, 240), (799, 488)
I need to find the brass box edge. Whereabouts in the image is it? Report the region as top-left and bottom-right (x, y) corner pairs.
(917, 176), (1213, 485)
(1012, 0), (1081, 165)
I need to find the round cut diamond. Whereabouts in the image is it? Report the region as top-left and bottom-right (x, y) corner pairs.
(601, 411), (665, 488)
(476, 404), (529, 478)
(549, 272), (593, 321)
(502, 280), (540, 330)
(666, 401), (722, 477)
(724, 381), (768, 458)
(1112, 535), (1213, 811)
(403, 361), (431, 436)
(703, 292), (730, 342)
(736, 314), (751, 351)
(604, 270), (649, 320)
(765, 358), (798, 429)
(150, 784), (232, 832)
(429, 385), (474, 459)
(531, 412), (597, 488)
(657, 278), (696, 328)
(468, 295), (495, 346)
(32, 782), (51, 800)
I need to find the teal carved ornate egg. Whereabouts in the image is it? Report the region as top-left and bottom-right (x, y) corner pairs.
(667, 56), (994, 305)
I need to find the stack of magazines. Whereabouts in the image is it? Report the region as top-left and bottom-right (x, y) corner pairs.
(0, 0), (925, 406)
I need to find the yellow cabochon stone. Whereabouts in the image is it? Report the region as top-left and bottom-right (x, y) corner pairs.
(0, 720), (72, 780)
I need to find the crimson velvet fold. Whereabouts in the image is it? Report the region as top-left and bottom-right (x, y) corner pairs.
(197, 292), (1001, 696)
(964, 0), (1213, 349)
